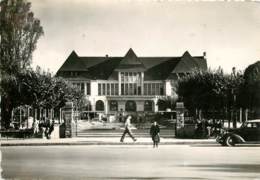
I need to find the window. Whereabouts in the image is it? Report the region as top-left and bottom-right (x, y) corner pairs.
(160, 84), (164, 95)
(96, 100), (104, 111)
(129, 84), (133, 95)
(107, 84), (110, 95)
(129, 72), (132, 83)
(111, 84), (115, 95)
(121, 84), (124, 95)
(134, 84), (137, 95)
(115, 84), (119, 95)
(147, 84), (151, 95)
(125, 101), (136, 112)
(120, 71), (144, 96)
(86, 82), (91, 95)
(155, 83), (160, 95)
(121, 72), (124, 82)
(125, 84), (129, 95)
(80, 83), (85, 94)
(144, 100), (153, 111)
(144, 84), (147, 95)
(138, 85), (141, 95)
(125, 72), (128, 82)
(151, 83), (155, 95)
(102, 83), (106, 95)
(98, 84), (101, 95)
(109, 101), (118, 111)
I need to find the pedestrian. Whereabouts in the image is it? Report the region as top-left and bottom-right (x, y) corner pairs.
(120, 115), (137, 142)
(205, 119), (212, 138)
(45, 119), (51, 139)
(48, 120), (55, 138)
(195, 119), (203, 138)
(150, 121), (160, 148)
(33, 119), (39, 135)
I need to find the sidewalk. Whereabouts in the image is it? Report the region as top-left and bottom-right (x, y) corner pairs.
(0, 137), (217, 146)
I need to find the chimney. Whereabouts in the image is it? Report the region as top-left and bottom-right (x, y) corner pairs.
(203, 52), (206, 59)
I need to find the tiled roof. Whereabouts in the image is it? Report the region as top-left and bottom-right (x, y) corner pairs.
(56, 49), (207, 80)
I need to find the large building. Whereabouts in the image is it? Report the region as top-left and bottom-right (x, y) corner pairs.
(56, 48), (207, 119)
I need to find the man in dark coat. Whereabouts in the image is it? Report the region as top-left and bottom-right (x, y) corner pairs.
(150, 121), (160, 148)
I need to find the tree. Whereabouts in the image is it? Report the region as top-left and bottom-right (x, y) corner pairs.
(19, 67), (84, 112)
(0, 0), (43, 74)
(0, 0), (43, 128)
(242, 61), (260, 118)
(1, 67), (84, 127)
(176, 68), (244, 124)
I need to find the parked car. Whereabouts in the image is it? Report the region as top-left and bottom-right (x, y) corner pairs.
(216, 119), (260, 146)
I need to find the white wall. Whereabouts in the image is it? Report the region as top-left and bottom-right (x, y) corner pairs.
(165, 80), (172, 96)
(90, 81), (98, 96)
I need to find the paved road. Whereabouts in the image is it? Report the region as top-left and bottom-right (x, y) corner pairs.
(1, 145), (260, 180)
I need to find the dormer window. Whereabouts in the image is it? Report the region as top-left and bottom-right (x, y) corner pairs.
(70, 71), (79, 76)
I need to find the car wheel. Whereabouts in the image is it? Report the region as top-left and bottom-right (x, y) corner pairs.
(226, 136), (235, 147)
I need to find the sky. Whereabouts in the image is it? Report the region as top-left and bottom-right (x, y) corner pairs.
(30, 0), (260, 74)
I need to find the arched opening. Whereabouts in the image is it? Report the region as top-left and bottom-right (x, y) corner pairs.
(96, 100), (105, 111)
(157, 99), (167, 111)
(144, 100), (153, 112)
(125, 100), (136, 112)
(109, 100), (118, 111)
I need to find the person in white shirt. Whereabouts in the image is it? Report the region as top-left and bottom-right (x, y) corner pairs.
(120, 115), (137, 142)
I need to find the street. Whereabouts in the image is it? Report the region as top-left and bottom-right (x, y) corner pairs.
(1, 145), (260, 180)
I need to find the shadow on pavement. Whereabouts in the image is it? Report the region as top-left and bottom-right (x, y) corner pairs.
(190, 144), (260, 147)
(185, 164), (260, 173)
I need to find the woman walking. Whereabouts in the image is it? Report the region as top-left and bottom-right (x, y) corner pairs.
(150, 121), (160, 148)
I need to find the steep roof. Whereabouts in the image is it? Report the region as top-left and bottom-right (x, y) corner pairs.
(115, 48), (145, 71)
(56, 49), (207, 80)
(57, 51), (86, 71)
(172, 51), (207, 73)
(87, 57), (121, 80)
(144, 58), (181, 80)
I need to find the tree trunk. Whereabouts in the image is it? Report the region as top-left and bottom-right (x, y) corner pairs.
(1, 96), (13, 129)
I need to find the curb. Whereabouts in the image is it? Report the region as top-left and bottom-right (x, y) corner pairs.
(0, 141), (217, 147)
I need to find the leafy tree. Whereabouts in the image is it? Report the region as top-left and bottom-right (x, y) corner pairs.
(0, 0), (43, 128)
(242, 61), (260, 118)
(0, 0), (43, 74)
(1, 67), (84, 128)
(20, 67), (84, 111)
(176, 68), (244, 124)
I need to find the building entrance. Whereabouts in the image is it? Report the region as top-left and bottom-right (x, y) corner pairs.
(125, 100), (137, 112)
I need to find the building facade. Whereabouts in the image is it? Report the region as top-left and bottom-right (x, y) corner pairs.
(56, 48), (207, 120)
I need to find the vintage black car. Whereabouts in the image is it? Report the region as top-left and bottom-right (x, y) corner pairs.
(216, 119), (260, 146)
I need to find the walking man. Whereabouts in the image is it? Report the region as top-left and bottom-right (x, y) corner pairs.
(120, 115), (137, 142)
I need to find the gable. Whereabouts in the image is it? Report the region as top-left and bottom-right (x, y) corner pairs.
(116, 48), (145, 71)
(172, 51), (204, 73)
(57, 51), (87, 71)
